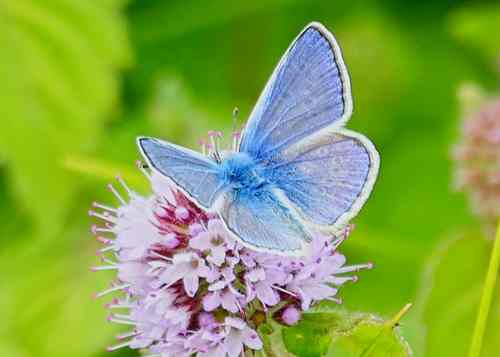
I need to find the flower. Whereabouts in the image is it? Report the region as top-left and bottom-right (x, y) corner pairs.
(453, 91), (500, 234)
(279, 305), (302, 326)
(89, 132), (371, 356)
(223, 317), (263, 356)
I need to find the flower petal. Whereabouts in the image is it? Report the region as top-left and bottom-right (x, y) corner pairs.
(243, 328), (263, 350)
(183, 274), (199, 297)
(203, 292), (221, 311)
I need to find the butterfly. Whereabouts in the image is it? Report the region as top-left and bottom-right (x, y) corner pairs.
(138, 22), (379, 255)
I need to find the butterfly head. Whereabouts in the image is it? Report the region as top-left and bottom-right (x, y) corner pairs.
(220, 152), (268, 194)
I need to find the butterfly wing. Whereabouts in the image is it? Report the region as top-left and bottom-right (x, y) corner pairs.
(137, 137), (223, 209)
(264, 129), (379, 230)
(239, 22), (352, 160)
(238, 22), (378, 234)
(216, 188), (312, 253)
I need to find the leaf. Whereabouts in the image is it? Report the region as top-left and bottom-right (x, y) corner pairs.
(0, 223), (124, 357)
(62, 154), (149, 193)
(282, 305), (412, 357)
(0, 0), (131, 237)
(448, 4), (500, 66)
(417, 235), (500, 357)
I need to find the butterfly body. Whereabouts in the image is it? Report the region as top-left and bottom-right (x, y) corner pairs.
(138, 22), (379, 255)
(220, 152), (266, 193)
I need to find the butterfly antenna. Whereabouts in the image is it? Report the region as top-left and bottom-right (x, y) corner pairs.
(232, 107), (239, 132)
(232, 107), (241, 151)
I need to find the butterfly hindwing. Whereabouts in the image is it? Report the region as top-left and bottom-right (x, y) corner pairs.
(264, 129), (379, 230)
(217, 188), (312, 253)
(137, 137), (224, 209)
(239, 22), (352, 161)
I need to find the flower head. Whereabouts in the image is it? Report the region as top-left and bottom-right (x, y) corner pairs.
(453, 91), (500, 234)
(89, 137), (371, 356)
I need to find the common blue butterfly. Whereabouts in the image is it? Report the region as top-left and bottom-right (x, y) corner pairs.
(138, 22), (379, 255)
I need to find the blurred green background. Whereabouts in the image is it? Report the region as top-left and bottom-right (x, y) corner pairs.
(1, 0), (500, 356)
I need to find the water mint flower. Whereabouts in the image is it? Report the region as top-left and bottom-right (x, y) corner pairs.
(223, 317), (263, 356)
(89, 147), (371, 356)
(280, 305), (302, 326)
(454, 94), (500, 234)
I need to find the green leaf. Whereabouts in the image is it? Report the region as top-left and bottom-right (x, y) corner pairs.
(418, 235), (500, 357)
(448, 4), (500, 66)
(282, 305), (412, 357)
(62, 154), (149, 193)
(0, 0), (131, 237)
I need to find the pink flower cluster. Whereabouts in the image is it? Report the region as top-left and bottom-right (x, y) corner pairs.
(454, 98), (500, 230)
(89, 168), (371, 356)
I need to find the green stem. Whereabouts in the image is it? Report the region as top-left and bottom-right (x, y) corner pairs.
(468, 220), (500, 357)
(261, 332), (277, 357)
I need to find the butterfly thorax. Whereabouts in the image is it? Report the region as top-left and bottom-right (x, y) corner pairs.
(220, 152), (269, 195)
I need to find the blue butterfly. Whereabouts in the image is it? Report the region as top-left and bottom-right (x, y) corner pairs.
(138, 22), (379, 255)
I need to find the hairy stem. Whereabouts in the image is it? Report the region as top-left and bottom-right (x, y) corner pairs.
(468, 220), (500, 357)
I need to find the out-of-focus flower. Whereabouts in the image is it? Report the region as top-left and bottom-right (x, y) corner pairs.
(88, 147), (371, 356)
(453, 89), (500, 233)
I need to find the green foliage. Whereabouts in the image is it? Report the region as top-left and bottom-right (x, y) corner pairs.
(1, 0), (500, 355)
(282, 306), (411, 357)
(417, 235), (500, 357)
(0, 0), (130, 237)
(448, 4), (500, 69)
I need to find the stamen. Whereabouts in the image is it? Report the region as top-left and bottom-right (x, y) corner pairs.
(92, 202), (118, 213)
(330, 236), (346, 251)
(198, 138), (207, 156)
(106, 300), (135, 309)
(91, 265), (119, 272)
(232, 131), (241, 151)
(329, 276), (358, 285)
(117, 330), (139, 340)
(107, 183), (126, 205)
(92, 225), (114, 234)
(98, 245), (116, 254)
(107, 341), (132, 351)
(149, 251), (174, 262)
(114, 313), (133, 320)
(206, 142), (214, 157)
(96, 236), (113, 245)
(208, 131), (223, 162)
(88, 210), (117, 224)
(116, 175), (132, 196)
(326, 297), (343, 304)
(107, 316), (137, 326)
(272, 285), (297, 297)
(94, 284), (131, 299)
(101, 257), (118, 265)
(335, 262), (373, 274)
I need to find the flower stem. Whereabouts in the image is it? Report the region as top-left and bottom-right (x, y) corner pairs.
(468, 220), (500, 357)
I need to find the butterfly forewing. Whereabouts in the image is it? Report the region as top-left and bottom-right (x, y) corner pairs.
(239, 23), (352, 161)
(138, 137), (224, 209)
